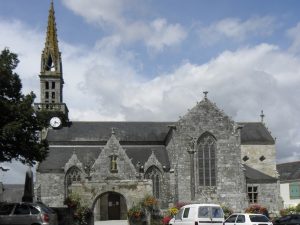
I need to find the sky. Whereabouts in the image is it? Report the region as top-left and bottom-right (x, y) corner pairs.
(1, 0), (300, 184)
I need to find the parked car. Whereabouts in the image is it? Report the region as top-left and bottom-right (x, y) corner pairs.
(0, 202), (58, 225)
(273, 214), (300, 225)
(224, 213), (272, 225)
(169, 204), (224, 225)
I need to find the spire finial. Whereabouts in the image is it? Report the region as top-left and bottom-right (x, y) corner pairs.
(42, 0), (60, 73)
(260, 110), (265, 123)
(111, 127), (115, 134)
(203, 91), (208, 99)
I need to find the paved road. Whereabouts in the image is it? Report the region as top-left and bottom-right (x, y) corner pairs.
(94, 220), (128, 225)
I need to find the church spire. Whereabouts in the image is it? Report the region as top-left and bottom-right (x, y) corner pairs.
(41, 0), (62, 74)
(34, 0), (69, 122)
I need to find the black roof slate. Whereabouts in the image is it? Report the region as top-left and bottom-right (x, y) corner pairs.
(47, 121), (172, 144)
(244, 164), (277, 183)
(277, 161), (300, 181)
(238, 122), (275, 145)
(37, 145), (170, 172)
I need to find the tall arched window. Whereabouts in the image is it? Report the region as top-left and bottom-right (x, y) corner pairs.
(198, 133), (216, 186)
(145, 166), (161, 199)
(65, 166), (81, 197)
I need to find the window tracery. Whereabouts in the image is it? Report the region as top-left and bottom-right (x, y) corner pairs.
(65, 166), (81, 197)
(145, 166), (161, 199)
(198, 133), (216, 186)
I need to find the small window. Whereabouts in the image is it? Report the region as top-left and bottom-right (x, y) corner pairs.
(225, 215), (237, 223)
(45, 92), (49, 99)
(236, 215), (245, 223)
(183, 208), (190, 218)
(52, 92), (55, 99)
(290, 183), (300, 199)
(248, 185), (258, 203)
(14, 204), (30, 215)
(52, 82), (55, 89)
(45, 82), (49, 89)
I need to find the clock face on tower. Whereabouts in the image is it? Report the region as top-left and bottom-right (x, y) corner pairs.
(50, 117), (62, 128)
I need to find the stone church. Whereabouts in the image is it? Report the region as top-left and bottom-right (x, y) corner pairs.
(34, 1), (282, 221)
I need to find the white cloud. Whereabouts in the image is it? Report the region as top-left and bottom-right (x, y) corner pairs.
(1, 16), (300, 183)
(287, 22), (300, 53)
(199, 16), (276, 46)
(61, 0), (187, 52)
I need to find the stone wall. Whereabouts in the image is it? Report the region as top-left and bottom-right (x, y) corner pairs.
(247, 181), (283, 214)
(167, 99), (247, 211)
(70, 179), (152, 210)
(35, 171), (65, 207)
(241, 145), (278, 178)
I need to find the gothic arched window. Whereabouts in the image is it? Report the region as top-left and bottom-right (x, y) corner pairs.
(65, 166), (81, 197)
(198, 133), (216, 186)
(145, 166), (161, 199)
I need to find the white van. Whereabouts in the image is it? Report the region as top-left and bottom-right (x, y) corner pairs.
(169, 204), (225, 225)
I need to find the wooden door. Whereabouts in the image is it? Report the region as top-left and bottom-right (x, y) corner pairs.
(108, 193), (120, 220)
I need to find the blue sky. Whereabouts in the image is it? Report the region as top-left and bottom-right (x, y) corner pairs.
(1, 0), (300, 183)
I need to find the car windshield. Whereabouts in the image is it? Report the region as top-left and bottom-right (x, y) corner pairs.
(249, 215), (270, 222)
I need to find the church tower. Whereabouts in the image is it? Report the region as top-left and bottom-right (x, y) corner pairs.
(35, 1), (68, 125)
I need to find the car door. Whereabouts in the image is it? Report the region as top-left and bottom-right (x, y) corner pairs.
(224, 214), (238, 225)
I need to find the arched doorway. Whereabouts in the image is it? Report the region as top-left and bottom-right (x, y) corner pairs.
(93, 192), (127, 221)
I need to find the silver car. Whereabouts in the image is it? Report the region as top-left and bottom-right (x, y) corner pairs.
(0, 202), (58, 225)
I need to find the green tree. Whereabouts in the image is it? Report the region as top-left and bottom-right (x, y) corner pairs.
(0, 48), (48, 171)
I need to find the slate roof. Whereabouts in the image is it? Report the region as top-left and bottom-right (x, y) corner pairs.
(37, 145), (170, 172)
(47, 121), (172, 144)
(238, 122), (275, 145)
(277, 161), (300, 182)
(244, 164), (277, 183)
(37, 146), (101, 172)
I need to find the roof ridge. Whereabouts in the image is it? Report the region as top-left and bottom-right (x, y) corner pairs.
(277, 160), (300, 165)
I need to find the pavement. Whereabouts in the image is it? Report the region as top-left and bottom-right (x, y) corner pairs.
(94, 220), (128, 225)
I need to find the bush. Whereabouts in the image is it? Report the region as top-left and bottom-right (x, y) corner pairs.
(64, 192), (92, 225)
(280, 204), (300, 216)
(128, 204), (146, 222)
(221, 204), (233, 219)
(245, 204), (269, 217)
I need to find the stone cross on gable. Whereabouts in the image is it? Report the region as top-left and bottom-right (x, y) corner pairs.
(260, 110), (265, 123)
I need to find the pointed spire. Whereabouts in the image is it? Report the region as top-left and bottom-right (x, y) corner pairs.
(41, 0), (61, 73)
